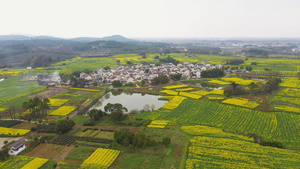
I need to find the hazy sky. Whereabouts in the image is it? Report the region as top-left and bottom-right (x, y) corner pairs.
(1, 0), (300, 38)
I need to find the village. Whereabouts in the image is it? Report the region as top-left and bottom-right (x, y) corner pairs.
(79, 62), (223, 85)
(36, 62), (223, 86)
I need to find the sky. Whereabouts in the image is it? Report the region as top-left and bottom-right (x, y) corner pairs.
(0, 0), (300, 39)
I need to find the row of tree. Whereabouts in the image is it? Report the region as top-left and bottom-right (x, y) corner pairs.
(22, 97), (50, 119)
(201, 68), (224, 78)
(114, 129), (171, 148)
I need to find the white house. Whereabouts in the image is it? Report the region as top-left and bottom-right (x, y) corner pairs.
(9, 142), (26, 156)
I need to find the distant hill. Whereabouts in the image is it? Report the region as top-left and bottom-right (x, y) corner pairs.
(99, 35), (136, 42)
(31, 36), (65, 41)
(0, 34), (135, 42)
(69, 37), (103, 42)
(0, 35), (65, 41)
(0, 35), (30, 41)
(70, 35), (136, 42)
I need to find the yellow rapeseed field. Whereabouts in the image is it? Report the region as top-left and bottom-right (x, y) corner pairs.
(160, 90), (178, 96)
(21, 157), (49, 169)
(0, 127), (30, 136)
(80, 148), (120, 169)
(222, 97), (259, 109)
(49, 106), (77, 116)
(49, 98), (69, 106)
(163, 84), (189, 89)
(161, 96), (186, 110)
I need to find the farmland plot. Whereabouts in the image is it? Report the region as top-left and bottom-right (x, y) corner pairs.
(80, 148), (120, 169)
(27, 144), (75, 162)
(185, 126), (300, 169)
(138, 99), (300, 148)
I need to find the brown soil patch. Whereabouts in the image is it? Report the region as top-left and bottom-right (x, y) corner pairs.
(73, 91), (93, 95)
(27, 88), (68, 99)
(54, 85), (71, 89)
(172, 146), (183, 158)
(45, 115), (60, 120)
(27, 143), (75, 162)
(256, 103), (272, 111)
(27, 143), (52, 157)
(65, 102), (81, 107)
(81, 126), (140, 133)
(53, 146), (75, 162)
(109, 151), (123, 169)
(242, 95), (267, 100)
(11, 123), (37, 130)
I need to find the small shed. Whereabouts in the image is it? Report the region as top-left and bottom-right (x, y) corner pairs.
(9, 142), (26, 156)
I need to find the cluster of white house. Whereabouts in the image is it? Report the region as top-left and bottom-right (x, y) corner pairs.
(79, 62), (222, 85)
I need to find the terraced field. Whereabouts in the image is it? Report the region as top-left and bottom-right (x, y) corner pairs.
(183, 125), (300, 169)
(137, 99), (300, 148)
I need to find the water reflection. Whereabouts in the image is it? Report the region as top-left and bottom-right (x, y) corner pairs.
(195, 83), (223, 90)
(90, 92), (168, 113)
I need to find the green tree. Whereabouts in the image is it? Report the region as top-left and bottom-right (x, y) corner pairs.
(151, 75), (170, 85)
(245, 66), (252, 71)
(170, 73), (182, 81)
(224, 88), (234, 97)
(104, 103), (128, 113)
(248, 82), (258, 94)
(55, 119), (75, 133)
(88, 109), (105, 121)
(0, 148), (10, 161)
(201, 68), (224, 78)
(112, 80), (122, 87)
(22, 97), (50, 119)
(141, 80), (145, 86)
(104, 66), (110, 70)
(162, 137), (171, 146)
(111, 111), (123, 122)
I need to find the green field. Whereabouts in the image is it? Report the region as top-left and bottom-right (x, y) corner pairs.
(183, 125), (300, 169)
(66, 146), (96, 161)
(196, 54), (300, 75)
(114, 153), (180, 169)
(135, 99), (300, 148)
(53, 57), (118, 72)
(0, 77), (46, 108)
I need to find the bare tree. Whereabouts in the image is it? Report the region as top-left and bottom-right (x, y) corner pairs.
(8, 105), (17, 120)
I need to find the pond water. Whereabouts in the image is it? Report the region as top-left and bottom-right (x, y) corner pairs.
(251, 78), (266, 81)
(89, 91), (168, 113)
(194, 83), (223, 90)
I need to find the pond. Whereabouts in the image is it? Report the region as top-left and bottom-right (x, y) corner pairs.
(89, 91), (168, 113)
(194, 83), (223, 90)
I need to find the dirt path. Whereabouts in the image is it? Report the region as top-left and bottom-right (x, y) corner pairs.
(0, 137), (22, 148)
(81, 126), (140, 133)
(109, 151), (123, 169)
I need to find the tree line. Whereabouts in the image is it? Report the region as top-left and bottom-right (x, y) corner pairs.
(114, 129), (171, 149)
